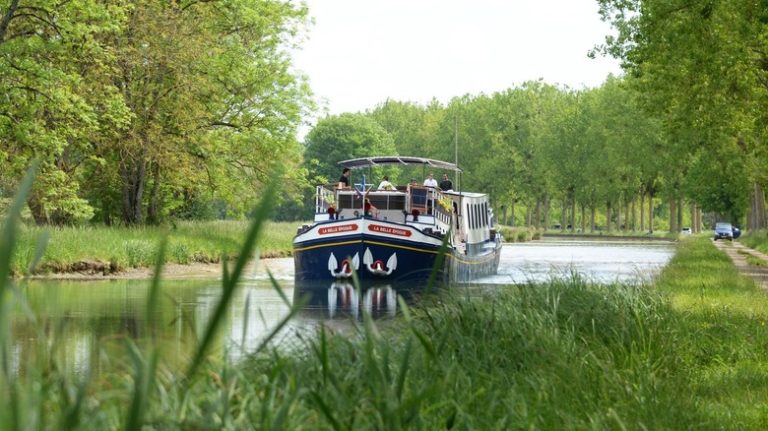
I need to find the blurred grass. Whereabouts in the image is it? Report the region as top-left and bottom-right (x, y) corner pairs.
(8, 220), (302, 275)
(740, 229), (768, 255)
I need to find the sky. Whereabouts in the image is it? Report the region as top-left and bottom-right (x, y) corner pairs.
(292, 0), (624, 118)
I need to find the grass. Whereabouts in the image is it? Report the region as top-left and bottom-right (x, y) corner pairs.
(740, 229), (768, 255)
(737, 250), (768, 267)
(657, 236), (768, 428)
(497, 225), (544, 242)
(4, 170), (768, 428)
(8, 220), (301, 275)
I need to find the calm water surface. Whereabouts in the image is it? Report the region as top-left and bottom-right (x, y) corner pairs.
(9, 238), (675, 375)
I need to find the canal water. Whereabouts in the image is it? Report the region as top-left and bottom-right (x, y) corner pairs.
(7, 238), (675, 375)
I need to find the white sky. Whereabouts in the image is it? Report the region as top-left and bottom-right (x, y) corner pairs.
(292, 0), (623, 118)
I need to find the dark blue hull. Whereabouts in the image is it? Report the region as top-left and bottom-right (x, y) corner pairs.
(293, 218), (444, 286)
(293, 218), (502, 288)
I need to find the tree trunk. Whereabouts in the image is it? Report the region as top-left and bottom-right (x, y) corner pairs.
(502, 205), (507, 226)
(669, 197), (677, 234)
(590, 206), (596, 232)
(27, 195), (47, 225)
(639, 193), (645, 232)
(690, 203), (697, 233)
(580, 204), (586, 232)
(510, 200), (515, 226)
(543, 196), (551, 231)
(534, 199), (541, 229)
(561, 198), (566, 232)
(748, 183), (767, 230)
(121, 158), (147, 225)
(696, 206), (703, 232)
(146, 163), (161, 225)
(630, 199), (636, 231)
(570, 198), (576, 232)
(648, 191), (654, 234)
(606, 201), (612, 233)
(526, 205), (532, 227)
(623, 201), (629, 232)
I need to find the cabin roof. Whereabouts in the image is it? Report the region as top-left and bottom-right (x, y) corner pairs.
(338, 156), (462, 172)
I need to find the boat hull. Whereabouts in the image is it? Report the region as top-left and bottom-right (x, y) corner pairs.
(293, 217), (501, 287)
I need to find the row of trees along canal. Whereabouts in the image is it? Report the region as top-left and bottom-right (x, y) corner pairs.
(303, 72), (764, 233)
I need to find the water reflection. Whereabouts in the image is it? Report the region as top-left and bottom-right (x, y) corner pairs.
(10, 279), (415, 376)
(295, 282), (401, 320)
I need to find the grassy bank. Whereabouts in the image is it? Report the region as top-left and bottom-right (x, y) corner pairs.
(4, 213), (768, 427)
(544, 228), (680, 239)
(497, 225), (544, 242)
(10, 220), (301, 275)
(739, 229), (768, 254)
(657, 236), (768, 427)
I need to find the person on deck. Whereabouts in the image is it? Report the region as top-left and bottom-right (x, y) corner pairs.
(439, 173), (453, 191)
(423, 173), (438, 188)
(364, 199), (378, 218)
(337, 168), (351, 189)
(377, 176), (395, 190)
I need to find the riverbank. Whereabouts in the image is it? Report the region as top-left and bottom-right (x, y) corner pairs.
(11, 220), (300, 276)
(544, 230), (679, 241)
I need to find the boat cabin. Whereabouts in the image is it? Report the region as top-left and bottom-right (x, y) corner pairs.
(312, 157), (495, 249)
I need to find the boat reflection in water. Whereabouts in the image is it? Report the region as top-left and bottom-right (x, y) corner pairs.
(294, 282), (421, 320)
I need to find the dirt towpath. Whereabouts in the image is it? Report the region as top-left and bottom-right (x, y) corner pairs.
(713, 239), (768, 290)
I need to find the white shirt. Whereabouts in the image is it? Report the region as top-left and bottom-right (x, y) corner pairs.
(423, 178), (438, 187)
(377, 180), (395, 190)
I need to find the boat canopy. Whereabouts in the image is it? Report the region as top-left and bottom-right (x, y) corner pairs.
(338, 156), (462, 172)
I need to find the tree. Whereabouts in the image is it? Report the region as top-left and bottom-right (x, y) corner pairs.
(303, 113), (398, 186)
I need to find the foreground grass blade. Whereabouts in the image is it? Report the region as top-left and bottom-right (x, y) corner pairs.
(146, 237), (168, 335)
(26, 230), (49, 276)
(0, 162), (38, 306)
(125, 340), (159, 431)
(426, 229), (452, 293)
(186, 176), (278, 377)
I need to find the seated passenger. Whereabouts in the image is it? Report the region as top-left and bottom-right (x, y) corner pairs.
(377, 176), (396, 191)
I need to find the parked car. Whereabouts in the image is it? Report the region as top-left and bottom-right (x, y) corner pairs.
(732, 226), (742, 239)
(714, 222), (734, 240)
(681, 227), (692, 235)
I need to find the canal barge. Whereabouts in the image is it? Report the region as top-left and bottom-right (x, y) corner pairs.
(293, 156), (502, 286)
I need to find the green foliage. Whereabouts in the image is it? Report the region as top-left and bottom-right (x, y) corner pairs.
(0, 0), (311, 226)
(303, 113), (400, 185)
